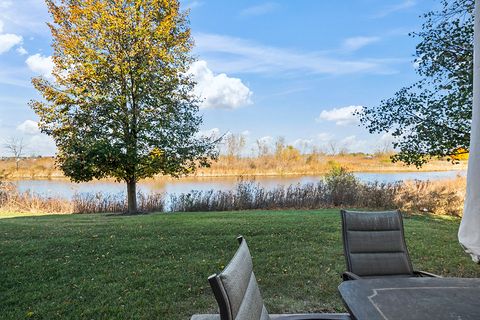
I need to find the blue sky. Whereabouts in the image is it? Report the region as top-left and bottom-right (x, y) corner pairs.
(0, 0), (439, 156)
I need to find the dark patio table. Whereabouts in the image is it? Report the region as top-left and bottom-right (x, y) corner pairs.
(338, 277), (480, 320)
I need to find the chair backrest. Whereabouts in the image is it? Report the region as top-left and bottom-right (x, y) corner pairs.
(208, 236), (270, 320)
(341, 210), (414, 277)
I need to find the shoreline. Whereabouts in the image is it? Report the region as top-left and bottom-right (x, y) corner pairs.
(4, 167), (467, 182)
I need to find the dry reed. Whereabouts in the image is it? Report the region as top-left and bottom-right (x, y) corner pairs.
(72, 192), (165, 214)
(0, 169), (467, 216)
(0, 182), (72, 214)
(0, 152), (467, 180)
(169, 170), (466, 216)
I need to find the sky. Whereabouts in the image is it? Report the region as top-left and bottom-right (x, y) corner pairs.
(0, 0), (440, 156)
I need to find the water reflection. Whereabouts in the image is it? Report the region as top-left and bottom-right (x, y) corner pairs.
(13, 170), (466, 199)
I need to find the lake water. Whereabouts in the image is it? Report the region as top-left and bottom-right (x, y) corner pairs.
(12, 170), (466, 199)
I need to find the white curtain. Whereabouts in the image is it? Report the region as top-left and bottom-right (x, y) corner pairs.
(459, 0), (480, 263)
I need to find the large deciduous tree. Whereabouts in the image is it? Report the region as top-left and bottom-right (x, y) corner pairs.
(30, 0), (218, 213)
(359, 0), (474, 167)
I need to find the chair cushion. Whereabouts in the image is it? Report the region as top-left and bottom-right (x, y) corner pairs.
(211, 238), (270, 320)
(341, 210), (414, 277)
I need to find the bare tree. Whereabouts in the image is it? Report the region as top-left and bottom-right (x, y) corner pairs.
(224, 133), (246, 159)
(274, 136), (286, 156)
(256, 139), (271, 157)
(375, 136), (394, 155)
(4, 137), (26, 171)
(327, 140), (338, 155)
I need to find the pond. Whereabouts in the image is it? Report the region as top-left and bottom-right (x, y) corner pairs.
(12, 170), (466, 199)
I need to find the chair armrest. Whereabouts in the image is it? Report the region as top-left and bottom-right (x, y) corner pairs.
(342, 271), (362, 281)
(272, 314), (351, 320)
(413, 270), (442, 278)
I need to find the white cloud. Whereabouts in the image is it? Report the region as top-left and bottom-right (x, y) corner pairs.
(0, 0), (50, 35)
(25, 54), (54, 79)
(293, 138), (314, 151)
(189, 60), (253, 109)
(0, 1), (12, 9)
(241, 130), (251, 136)
(28, 134), (56, 156)
(317, 132), (334, 142)
(16, 46), (27, 55)
(343, 36), (380, 51)
(241, 2), (279, 16)
(374, 0), (416, 18)
(0, 33), (22, 54)
(340, 135), (368, 153)
(194, 33), (396, 76)
(317, 105), (363, 126)
(341, 135), (358, 147)
(0, 19), (4, 33)
(17, 120), (40, 135)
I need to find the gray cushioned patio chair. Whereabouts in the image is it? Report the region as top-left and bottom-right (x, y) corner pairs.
(191, 236), (350, 320)
(340, 210), (441, 281)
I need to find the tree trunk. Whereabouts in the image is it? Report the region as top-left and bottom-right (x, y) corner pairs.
(127, 179), (137, 214)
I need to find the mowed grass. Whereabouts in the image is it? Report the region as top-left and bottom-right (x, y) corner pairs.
(1, 210), (479, 319)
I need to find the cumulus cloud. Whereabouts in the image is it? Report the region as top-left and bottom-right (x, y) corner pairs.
(17, 119), (40, 135)
(293, 138), (314, 152)
(189, 60), (253, 110)
(317, 105), (363, 126)
(341, 135), (358, 147)
(0, 19), (24, 55)
(343, 36), (380, 51)
(340, 135), (368, 152)
(16, 46), (27, 55)
(28, 134), (56, 156)
(0, 32), (22, 54)
(317, 132), (334, 142)
(25, 53), (54, 79)
(241, 130), (251, 136)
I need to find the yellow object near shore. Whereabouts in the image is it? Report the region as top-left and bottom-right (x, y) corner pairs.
(451, 148), (469, 161)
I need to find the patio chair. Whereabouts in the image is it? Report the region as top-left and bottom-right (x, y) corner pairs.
(340, 210), (441, 281)
(191, 236), (350, 320)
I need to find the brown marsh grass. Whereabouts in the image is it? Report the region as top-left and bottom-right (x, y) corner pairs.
(169, 169), (466, 216)
(0, 153), (467, 180)
(72, 192), (165, 214)
(0, 182), (72, 214)
(0, 182), (165, 215)
(0, 168), (467, 216)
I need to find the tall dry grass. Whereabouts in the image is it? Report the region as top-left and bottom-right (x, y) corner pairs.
(0, 182), (165, 214)
(397, 177), (466, 216)
(0, 182), (72, 214)
(169, 169), (466, 216)
(72, 192), (165, 214)
(0, 168), (467, 216)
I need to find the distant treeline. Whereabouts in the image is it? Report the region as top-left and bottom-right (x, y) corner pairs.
(0, 149), (467, 180)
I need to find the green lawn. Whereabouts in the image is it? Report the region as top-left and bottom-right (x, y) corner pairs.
(1, 210), (479, 319)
